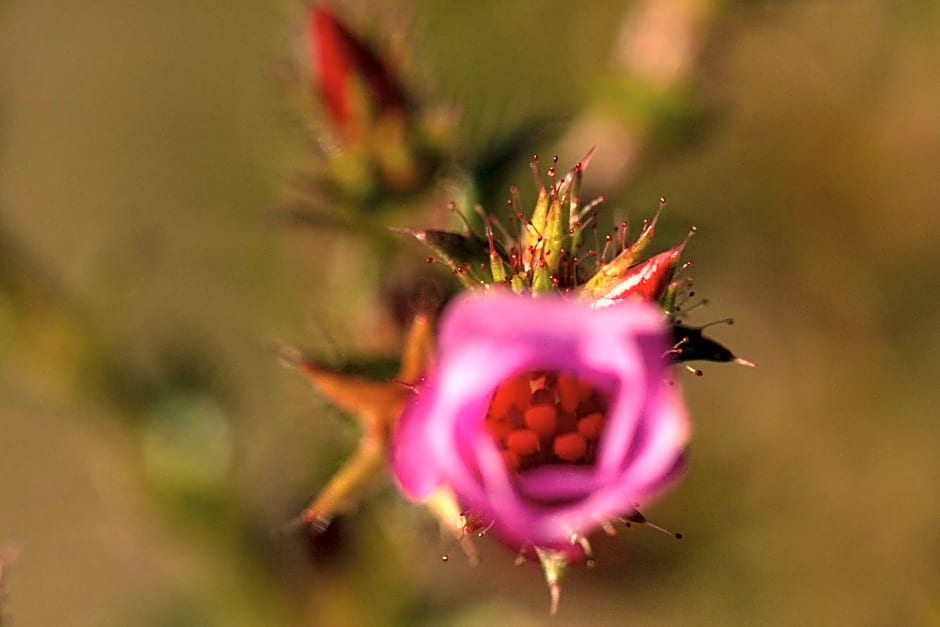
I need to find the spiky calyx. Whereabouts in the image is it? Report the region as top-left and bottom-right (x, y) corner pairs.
(399, 151), (749, 367)
(399, 150), (681, 298)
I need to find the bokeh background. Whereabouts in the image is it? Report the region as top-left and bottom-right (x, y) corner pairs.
(1, 1), (938, 625)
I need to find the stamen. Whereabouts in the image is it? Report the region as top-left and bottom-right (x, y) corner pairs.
(530, 155), (545, 191)
(601, 233), (613, 263)
(485, 371), (611, 473)
(448, 200), (476, 236)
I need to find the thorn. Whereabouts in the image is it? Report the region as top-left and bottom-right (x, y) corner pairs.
(579, 145), (597, 169)
(549, 582), (561, 616)
(535, 547), (569, 616)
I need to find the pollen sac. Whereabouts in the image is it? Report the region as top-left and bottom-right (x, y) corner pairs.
(524, 404), (558, 439)
(485, 371), (609, 472)
(553, 432), (588, 462)
(506, 428), (540, 456)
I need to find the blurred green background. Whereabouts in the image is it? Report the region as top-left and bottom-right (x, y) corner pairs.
(1, 1), (938, 625)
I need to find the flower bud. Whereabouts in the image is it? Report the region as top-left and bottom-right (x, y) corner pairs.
(590, 242), (686, 308)
(307, 5), (405, 143)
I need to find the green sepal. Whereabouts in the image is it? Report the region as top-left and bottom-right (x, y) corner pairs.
(662, 278), (684, 316)
(545, 198), (568, 275)
(543, 192), (570, 277)
(531, 264), (553, 295)
(523, 166), (550, 255)
(489, 249), (508, 284)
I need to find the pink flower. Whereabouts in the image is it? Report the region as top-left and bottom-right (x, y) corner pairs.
(391, 292), (689, 555)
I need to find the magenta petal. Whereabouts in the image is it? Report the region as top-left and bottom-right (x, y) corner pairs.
(390, 390), (442, 499)
(514, 466), (601, 502)
(390, 291), (690, 549)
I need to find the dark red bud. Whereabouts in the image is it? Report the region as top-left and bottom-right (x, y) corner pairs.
(307, 5), (405, 136)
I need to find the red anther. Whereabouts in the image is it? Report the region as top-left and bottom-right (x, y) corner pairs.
(506, 429), (540, 457)
(524, 405), (558, 439)
(554, 432), (588, 462)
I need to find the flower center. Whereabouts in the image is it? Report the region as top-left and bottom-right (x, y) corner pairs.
(484, 371), (610, 473)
